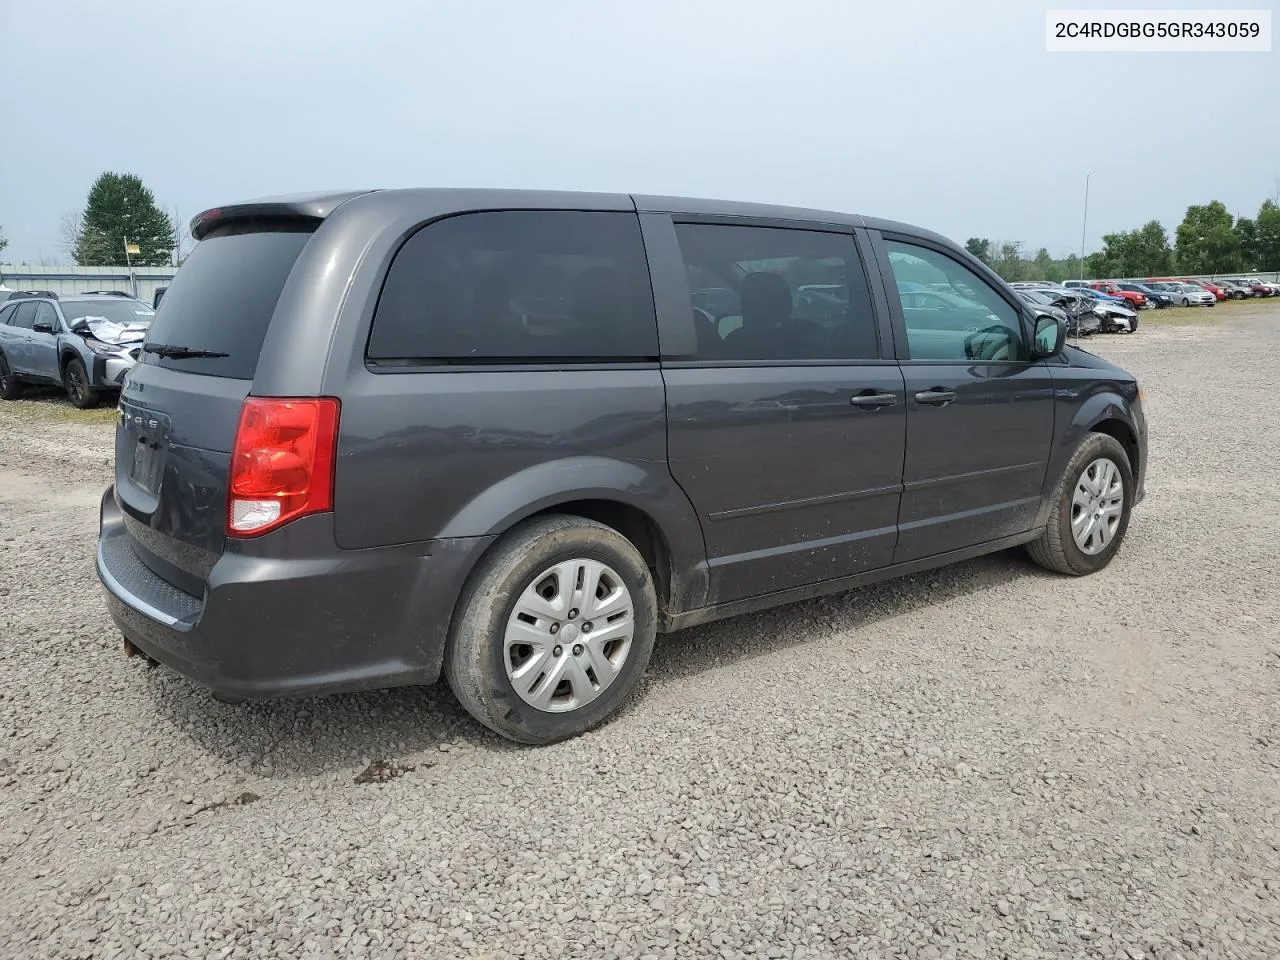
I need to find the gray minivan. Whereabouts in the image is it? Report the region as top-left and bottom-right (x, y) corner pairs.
(95, 189), (1147, 743)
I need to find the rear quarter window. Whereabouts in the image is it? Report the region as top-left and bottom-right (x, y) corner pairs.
(138, 222), (315, 379)
(367, 211), (658, 363)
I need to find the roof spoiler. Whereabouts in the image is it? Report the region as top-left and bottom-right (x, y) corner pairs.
(190, 190), (374, 241)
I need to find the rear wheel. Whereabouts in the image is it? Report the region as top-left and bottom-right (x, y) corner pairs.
(63, 357), (98, 409)
(445, 514), (658, 744)
(0, 354), (22, 400)
(1027, 433), (1133, 576)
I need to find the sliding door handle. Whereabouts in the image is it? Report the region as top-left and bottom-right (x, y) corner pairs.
(850, 392), (898, 409)
(913, 388), (957, 407)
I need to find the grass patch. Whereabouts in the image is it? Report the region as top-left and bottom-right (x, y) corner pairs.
(1139, 305), (1228, 325)
(3, 396), (117, 425)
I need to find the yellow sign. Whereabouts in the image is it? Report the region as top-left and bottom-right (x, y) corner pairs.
(125, 242), (141, 255)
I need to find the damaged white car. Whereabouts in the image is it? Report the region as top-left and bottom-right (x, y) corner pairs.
(0, 292), (155, 408)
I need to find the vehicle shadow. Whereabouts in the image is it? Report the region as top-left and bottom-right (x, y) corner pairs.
(142, 547), (1052, 779)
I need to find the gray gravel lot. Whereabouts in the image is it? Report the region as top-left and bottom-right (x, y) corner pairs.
(2, 305), (1279, 959)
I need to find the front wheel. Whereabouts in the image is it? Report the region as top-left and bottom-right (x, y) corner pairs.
(0, 353), (22, 400)
(63, 357), (99, 409)
(445, 514), (658, 744)
(1180, 297), (1190, 307)
(1027, 433), (1134, 576)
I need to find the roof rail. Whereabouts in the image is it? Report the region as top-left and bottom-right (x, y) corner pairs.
(8, 290), (58, 300)
(78, 290), (134, 297)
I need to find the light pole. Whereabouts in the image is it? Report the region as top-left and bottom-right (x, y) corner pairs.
(1079, 174), (1090, 281)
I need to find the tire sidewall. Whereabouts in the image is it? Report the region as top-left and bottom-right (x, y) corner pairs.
(1054, 435), (1134, 574)
(0, 353), (16, 400)
(463, 524), (657, 743)
(64, 358), (96, 408)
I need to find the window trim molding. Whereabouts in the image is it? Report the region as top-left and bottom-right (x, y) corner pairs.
(364, 359), (661, 375)
(660, 357), (900, 370)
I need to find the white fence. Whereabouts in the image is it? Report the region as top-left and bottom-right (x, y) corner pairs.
(1124, 271), (1280, 284)
(0, 265), (175, 306)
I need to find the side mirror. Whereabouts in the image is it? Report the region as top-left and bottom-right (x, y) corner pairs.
(32, 321), (55, 333)
(1031, 313), (1067, 358)
(70, 317), (90, 333)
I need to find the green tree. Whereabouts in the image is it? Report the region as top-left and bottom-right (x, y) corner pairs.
(1174, 201), (1240, 274)
(1084, 250), (1110, 279)
(72, 172), (174, 266)
(964, 237), (992, 265)
(990, 241), (1027, 281)
(1082, 220), (1172, 279)
(1255, 200), (1280, 270)
(1032, 247), (1054, 280)
(1132, 220), (1173, 275)
(1234, 216), (1260, 269)
(1063, 253), (1082, 281)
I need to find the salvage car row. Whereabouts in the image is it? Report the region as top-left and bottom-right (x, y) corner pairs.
(1011, 285), (1141, 336)
(1015, 275), (1279, 310)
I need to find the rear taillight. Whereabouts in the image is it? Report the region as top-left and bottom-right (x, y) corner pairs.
(228, 397), (340, 537)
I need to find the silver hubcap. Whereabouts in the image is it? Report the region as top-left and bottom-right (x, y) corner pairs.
(1071, 457), (1124, 555)
(504, 558), (634, 713)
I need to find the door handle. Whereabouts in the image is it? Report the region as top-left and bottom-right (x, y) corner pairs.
(850, 391), (898, 409)
(914, 388), (957, 407)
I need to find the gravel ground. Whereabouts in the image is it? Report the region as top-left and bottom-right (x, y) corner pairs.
(2, 302), (1279, 959)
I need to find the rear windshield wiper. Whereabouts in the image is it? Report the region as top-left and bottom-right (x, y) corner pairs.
(142, 343), (230, 359)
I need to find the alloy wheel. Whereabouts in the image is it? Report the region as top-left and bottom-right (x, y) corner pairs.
(67, 365), (86, 404)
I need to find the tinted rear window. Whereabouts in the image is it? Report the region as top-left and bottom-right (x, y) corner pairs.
(368, 211), (658, 363)
(138, 222), (314, 379)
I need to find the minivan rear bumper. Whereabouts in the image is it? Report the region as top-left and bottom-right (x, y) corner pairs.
(96, 486), (494, 700)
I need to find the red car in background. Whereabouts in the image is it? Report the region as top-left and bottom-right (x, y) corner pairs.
(1180, 279), (1228, 300)
(1090, 281), (1147, 310)
(1236, 277), (1278, 297)
(1146, 277), (1229, 301)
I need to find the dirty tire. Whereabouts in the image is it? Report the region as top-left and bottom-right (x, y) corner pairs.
(0, 353), (21, 400)
(1028, 432), (1134, 576)
(444, 514), (658, 745)
(63, 357), (98, 409)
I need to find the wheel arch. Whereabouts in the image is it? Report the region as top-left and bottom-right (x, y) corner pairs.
(1036, 392), (1141, 528)
(58, 346), (83, 377)
(1088, 416), (1139, 477)
(436, 456), (711, 624)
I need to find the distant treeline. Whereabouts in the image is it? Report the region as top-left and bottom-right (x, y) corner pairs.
(968, 197), (1280, 281)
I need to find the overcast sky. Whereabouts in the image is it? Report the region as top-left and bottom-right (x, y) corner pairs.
(1, 0), (1276, 263)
